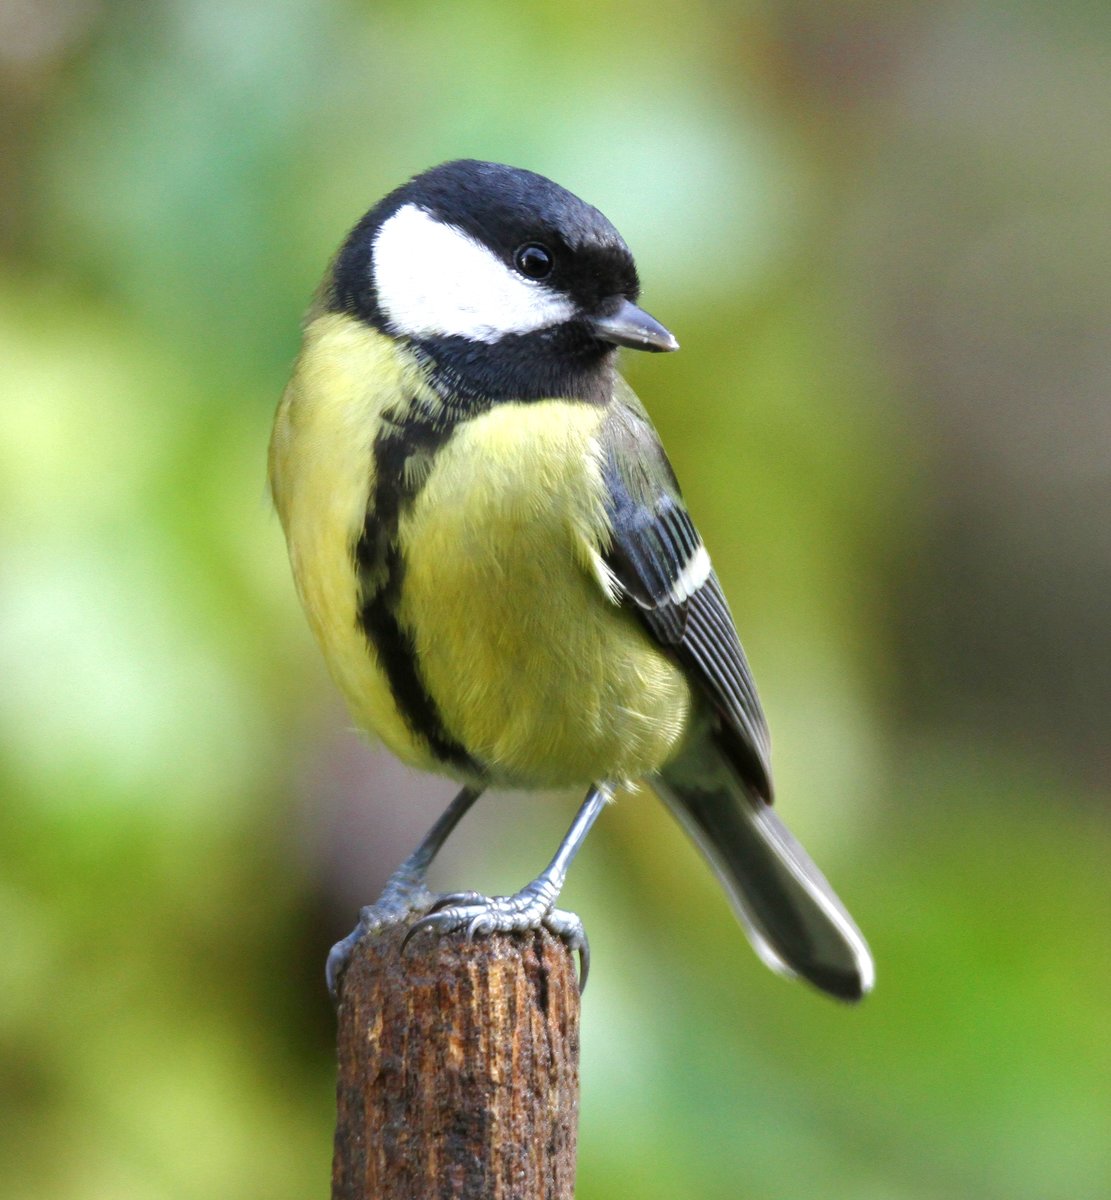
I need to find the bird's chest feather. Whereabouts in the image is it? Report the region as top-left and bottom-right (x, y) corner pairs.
(400, 401), (691, 786)
(401, 402), (609, 687)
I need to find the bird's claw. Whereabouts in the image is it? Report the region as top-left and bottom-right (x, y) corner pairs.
(326, 870), (437, 999)
(402, 892), (590, 991)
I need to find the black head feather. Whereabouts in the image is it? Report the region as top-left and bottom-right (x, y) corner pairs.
(326, 160), (645, 402)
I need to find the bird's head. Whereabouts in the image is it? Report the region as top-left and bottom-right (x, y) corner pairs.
(326, 159), (677, 401)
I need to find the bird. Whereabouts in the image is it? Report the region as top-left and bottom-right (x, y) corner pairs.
(269, 159), (874, 1002)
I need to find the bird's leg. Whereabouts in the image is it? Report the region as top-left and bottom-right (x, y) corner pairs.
(403, 782), (612, 990)
(326, 784), (483, 996)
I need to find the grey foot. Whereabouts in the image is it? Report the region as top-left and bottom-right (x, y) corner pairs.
(326, 868), (436, 998)
(403, 886), (590, 990)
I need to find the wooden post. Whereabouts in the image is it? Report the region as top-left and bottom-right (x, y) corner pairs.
(331, 919), (581, 1200)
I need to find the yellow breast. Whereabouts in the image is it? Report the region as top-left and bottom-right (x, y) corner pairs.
(399, 400), (692, 787)
(270, 313), (693, 789)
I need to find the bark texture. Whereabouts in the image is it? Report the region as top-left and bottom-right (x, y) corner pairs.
(332, 920), (581, 1200)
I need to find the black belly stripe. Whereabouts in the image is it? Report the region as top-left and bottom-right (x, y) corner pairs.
(355, 405), (480, 774)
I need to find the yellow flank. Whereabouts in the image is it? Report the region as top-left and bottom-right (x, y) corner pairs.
(270, 312), (694, 788)
(269, 313), (429, 767)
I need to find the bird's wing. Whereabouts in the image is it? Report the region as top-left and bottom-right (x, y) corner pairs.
(596, 386), (773, 799)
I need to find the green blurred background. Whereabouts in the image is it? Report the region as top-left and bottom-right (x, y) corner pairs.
(2, 2), (1109, 1197)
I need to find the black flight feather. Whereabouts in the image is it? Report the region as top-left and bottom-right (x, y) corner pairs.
(598, 392), (773, 800)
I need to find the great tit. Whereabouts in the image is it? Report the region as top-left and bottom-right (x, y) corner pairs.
(270, 160), (874, 1001)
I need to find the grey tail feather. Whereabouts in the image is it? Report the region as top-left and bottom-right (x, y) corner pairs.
(653, 750), (874, 1002)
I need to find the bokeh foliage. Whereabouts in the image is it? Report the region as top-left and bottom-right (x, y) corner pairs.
(2, 2), (1108, 1198)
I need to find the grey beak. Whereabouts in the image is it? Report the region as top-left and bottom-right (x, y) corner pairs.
(590, 298), (679, 353)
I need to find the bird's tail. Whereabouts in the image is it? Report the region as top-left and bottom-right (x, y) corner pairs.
(653, 739), (874, 1002)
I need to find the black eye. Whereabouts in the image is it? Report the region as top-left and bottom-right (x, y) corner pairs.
(514, 243), (554, 280)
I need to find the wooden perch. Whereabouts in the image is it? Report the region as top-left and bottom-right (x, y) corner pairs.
(332, 919), (581, 1200)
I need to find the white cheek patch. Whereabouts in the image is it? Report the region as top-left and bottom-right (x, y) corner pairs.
(372, 203), (575, 342)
